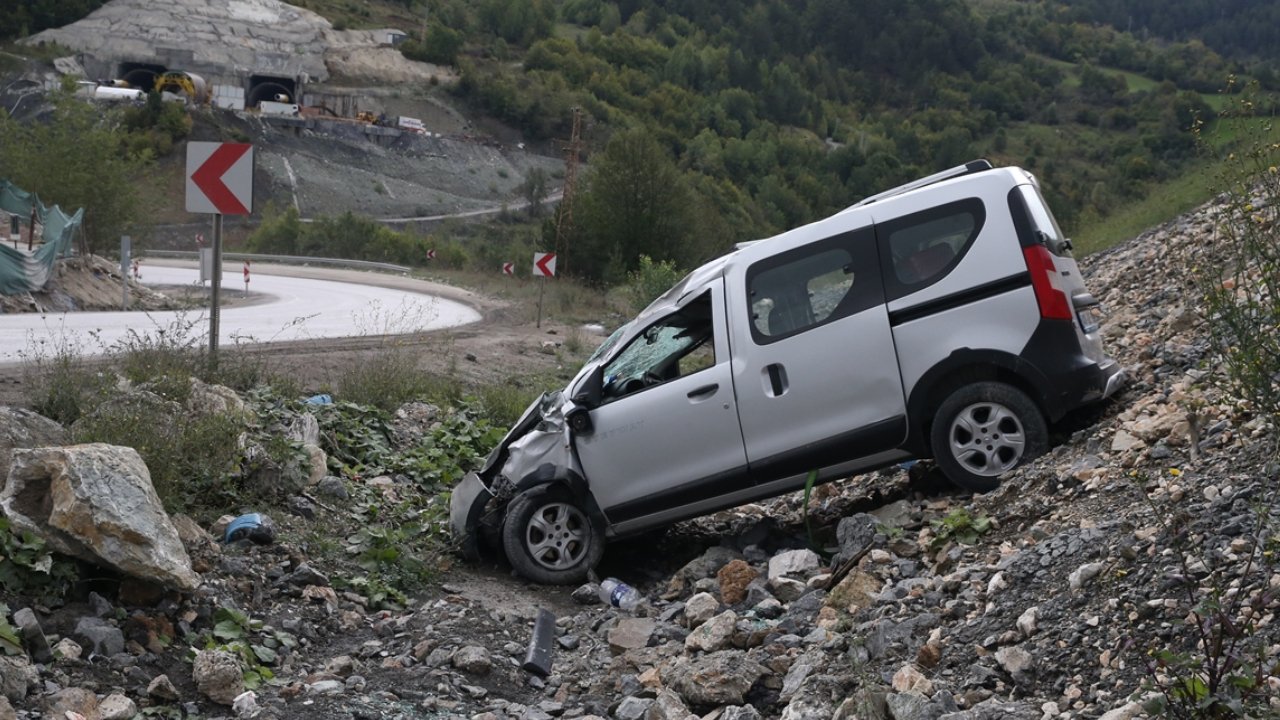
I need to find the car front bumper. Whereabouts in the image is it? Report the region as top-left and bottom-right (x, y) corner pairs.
(449, 472), (494, 561)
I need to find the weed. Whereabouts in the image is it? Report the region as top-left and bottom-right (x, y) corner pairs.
(1130, 475), (1279, 720)
(0, 605), (21, 655)
(930, 507), (993, 547)
(197, 606), (295, 689)
(0, 517), (77, 606)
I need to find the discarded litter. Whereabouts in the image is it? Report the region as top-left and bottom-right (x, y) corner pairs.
(305, 393), (333, 405)
(599, 578), (641, 612)
(224, 513), (276, 545)
(521, 607), (555, 677)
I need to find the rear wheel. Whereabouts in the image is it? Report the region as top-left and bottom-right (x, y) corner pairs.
(930, 381), (1047, 492)
(502, 486), (604, 585)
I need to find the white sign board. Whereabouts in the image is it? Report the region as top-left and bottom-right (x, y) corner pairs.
(186, 142), (254, 215)
(533, 252), (557, 277)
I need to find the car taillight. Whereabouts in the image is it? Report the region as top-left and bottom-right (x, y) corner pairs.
(1022, 245), (1072, 320)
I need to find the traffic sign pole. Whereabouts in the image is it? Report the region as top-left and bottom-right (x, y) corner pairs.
(209, 214), (223, 365)
(536, 276), (546, 329)
(120, 235), (131, 310)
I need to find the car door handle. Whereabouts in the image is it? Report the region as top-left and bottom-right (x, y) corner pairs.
(765, 363), (788, 397)
(687, 383), (719, 400)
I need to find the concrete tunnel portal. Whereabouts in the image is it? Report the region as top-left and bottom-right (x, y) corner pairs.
(117, 62), (166, 91)
(247, 75), (296, 106)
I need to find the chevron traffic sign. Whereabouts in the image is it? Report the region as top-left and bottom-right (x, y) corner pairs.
(186, 142), (254, 215)
(426, 249), (437, 259)
(533, 252), (556, 277)
(502, 262), (514, 275)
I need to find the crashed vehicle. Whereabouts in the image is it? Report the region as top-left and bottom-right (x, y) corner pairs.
(452, 160), (1126, 584)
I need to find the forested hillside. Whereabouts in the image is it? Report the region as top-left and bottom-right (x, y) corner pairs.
(1053, 0), (1280, 67)
(7, 0), (1278, 283)
(441, 0), (1274, 280)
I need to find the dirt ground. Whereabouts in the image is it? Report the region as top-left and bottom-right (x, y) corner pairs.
(0, 261), (593, 408)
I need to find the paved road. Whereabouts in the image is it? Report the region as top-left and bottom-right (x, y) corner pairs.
(0, 264), (481, 363)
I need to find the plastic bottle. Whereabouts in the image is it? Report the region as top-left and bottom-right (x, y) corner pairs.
(599, 578), (642, 612)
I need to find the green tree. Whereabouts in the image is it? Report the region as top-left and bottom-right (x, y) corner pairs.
(0, 89), (142, 254)
(572, 128), (697, 284)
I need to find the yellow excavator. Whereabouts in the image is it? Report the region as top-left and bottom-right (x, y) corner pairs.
(154, 72), (209, 105)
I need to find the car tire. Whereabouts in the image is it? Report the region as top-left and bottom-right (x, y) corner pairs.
(930, 381), (1047, 492)
(502, 485), (604, 585)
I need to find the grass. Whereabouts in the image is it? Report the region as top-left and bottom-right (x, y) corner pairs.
(1073, 116), (1280, 254)
(1037, 54), (1228, 109)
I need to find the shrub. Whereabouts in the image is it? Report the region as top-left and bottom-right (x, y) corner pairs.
(626, 255), (684, 313)
(1197, 83), (1280, 423)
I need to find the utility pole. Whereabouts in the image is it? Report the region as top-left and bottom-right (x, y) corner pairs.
(554, 107), (582, 276)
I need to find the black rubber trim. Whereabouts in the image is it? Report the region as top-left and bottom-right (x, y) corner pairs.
(603, 415), (907, 525)
(746, 416), (906, 484)
(604, 466), (750, 524)
(888, 272), (1031, 326)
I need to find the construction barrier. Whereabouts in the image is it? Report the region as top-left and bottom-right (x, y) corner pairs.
(0, 180), (82, 295)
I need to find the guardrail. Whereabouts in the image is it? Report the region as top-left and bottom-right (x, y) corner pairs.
(142, 250), (412, 275)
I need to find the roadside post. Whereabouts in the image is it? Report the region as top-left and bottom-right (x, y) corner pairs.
(243, 260), (250, 297)
(186, 142), (254, 365)
(120, 235), (131, 310)
(532, 252), (556, 328)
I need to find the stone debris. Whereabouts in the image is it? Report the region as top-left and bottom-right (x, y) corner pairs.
(0, 197), (1277, 719)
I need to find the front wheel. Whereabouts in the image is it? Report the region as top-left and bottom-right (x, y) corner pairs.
(502, 486), (604, 585)
(930, 382), (1047, 492)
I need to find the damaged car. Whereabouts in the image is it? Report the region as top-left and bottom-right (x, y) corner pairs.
(451, 160), (1125, 584)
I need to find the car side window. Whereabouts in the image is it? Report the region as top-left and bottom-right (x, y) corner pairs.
(878, 198), (985, 300)
(746, 227), (883, 345)
(601, 292), (716, 400)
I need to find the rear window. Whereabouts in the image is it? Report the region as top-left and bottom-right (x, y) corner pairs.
(878, 198), (985, 300)
(1009, 185), (1071, 257)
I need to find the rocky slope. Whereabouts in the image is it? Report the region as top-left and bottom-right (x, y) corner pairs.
(0, 199), (1277, 720)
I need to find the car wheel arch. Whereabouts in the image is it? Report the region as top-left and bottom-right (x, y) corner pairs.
(906, 350), (1053, 456)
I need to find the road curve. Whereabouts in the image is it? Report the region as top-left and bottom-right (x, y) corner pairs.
(0, 263), (482, 363)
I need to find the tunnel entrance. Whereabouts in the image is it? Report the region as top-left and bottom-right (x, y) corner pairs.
(117, 62), (166, 91)
(246, 75), (297, 107)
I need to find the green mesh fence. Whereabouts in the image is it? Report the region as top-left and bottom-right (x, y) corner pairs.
(0, 180), (82, 295)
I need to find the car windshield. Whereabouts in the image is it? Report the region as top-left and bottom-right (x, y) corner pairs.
(587, 323), (631, 364)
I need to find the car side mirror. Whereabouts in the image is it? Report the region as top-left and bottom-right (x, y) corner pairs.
(568, 408), (593, 435)
(572, 365), (604, 409)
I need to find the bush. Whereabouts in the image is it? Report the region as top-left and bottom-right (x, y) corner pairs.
(1197, 83), (1280, 423)
(626, 255), (684, 313)
(70, 392), (244, 514)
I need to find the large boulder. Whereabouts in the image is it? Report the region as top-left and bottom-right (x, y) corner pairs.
(1, 444), (201, 590)
(0, 407), (66, 480)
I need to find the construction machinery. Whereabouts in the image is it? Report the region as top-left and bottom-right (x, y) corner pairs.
(154, 72), (209, 105)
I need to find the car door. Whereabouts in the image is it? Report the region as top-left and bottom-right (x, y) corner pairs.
(575, 281), (748, 523)
(729, 225), (908, 481)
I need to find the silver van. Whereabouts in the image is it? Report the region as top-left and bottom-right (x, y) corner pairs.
(452, 160), (1125, 584)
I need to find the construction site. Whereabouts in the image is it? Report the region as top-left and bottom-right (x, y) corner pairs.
(5, 0), (565, 246)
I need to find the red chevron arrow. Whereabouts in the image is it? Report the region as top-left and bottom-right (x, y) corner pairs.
(534, 252), (556, 277)
(191, 143), (251, 215)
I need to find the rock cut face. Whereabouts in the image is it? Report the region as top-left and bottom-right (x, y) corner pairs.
(27, 0), (334, 82)
(1, 443), (201, 591)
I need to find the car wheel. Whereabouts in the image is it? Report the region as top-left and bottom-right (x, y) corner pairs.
(930, 381), (1047, 492)
(502, 485), (604, 585)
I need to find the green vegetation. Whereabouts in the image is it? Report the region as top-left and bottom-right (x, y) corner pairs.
(0, 0), (105, 41)
(930, 507), (993, 548)
(1196, 86), (1280, 425)
(0, 517), (78, 605)
(199, 606), (295, 689)
(0, 86), (191, 253)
